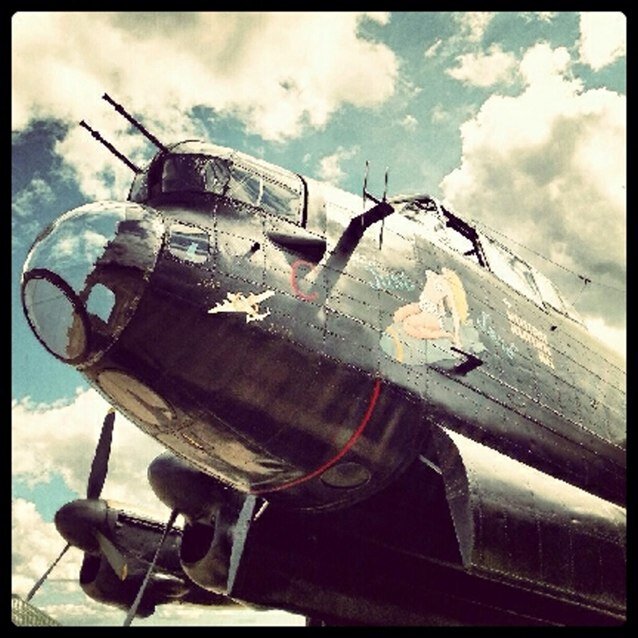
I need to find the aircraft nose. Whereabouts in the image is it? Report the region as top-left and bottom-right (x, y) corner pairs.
(54, 499), (109, 552)
(21, 201), (164, 365)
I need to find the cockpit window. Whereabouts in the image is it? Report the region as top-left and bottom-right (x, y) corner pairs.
(130, 150), (303, 223)
(129, 154), (231, 203)
(228, 156), (303, 222)
(227, 163), (263, 206)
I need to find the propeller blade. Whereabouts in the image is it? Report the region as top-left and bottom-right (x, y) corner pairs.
(123, 509), (178, 626)
(95, 530), (128, 581)
(86, 409), (115, 500)
(25, 543), (71, 602)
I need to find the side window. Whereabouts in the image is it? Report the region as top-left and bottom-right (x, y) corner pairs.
(481, 236), (543, 305)
(532, 269), (584, 324)
(202, 157), (231, 193)
(168, 223), (209, 264)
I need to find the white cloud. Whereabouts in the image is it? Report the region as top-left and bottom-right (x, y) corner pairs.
(12, 389), (169, 517)
(584, 316), (625, 360)
(578, 12), (626, 71)
(446, 43), (517, 87)
(521, 12), (557, 23)
(12, 178), (55, 218)
(453, 12), (495, 43)
(317, 146), (359, 185)
(39, 600), (123, 626)
(12, 498), (83, 597)
(399, 114), (418, 131)
(440, 42), (626, 333)
(12, 177), (59, 250)
(425, 38), (443, 59)
(431, 104), (448, 123)
(144, 606), (304, 627)
(11, 12), (398, 144)
(12, 12), (397, 200)
(362, 12), (390, 26)
(36, 598), (292, 626)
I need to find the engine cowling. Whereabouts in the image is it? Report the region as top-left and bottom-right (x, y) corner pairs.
(79, 554), (188, 617)
(179, 503), (237, 593)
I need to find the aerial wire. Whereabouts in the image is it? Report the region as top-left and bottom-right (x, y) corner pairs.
(472, 219), (625, 294)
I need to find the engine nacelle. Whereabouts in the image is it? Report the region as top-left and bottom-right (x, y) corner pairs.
(179, 502), (239, 594)
(79, 553), (188, 617)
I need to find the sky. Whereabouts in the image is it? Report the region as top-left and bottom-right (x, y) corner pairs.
(11, 11), (626, 626)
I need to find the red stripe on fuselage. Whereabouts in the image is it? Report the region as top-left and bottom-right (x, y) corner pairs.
(290, 259), (319, 302)
(252, 378), (382, 495)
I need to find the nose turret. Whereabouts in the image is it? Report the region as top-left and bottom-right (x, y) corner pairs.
(21, 201), (164, 366)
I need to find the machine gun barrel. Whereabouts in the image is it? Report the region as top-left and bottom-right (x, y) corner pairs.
(79, 120), (141, 174)
(102, 93), (167, 153)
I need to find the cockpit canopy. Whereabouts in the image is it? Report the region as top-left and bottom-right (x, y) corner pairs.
(129, 141), (304, 223)
(394, 194), (584, 326)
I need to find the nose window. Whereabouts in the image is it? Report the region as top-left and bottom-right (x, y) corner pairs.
(22, 271), (88, 362)
(85, 283), (116, 323)
(22, 201), (163, 364)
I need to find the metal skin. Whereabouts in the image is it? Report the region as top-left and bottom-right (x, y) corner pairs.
(223, 452), (625, 626)
(21, 139), (625, 625)
(55, 499), (236, 617)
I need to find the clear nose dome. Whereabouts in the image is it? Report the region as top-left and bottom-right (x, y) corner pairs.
(22, 201), (163, 364)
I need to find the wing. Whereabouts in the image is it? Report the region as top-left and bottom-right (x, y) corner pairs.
(208, 303), (236, 314)
(245, 290), (275, 304)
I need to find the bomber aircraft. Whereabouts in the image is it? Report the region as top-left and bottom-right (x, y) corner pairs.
(20, 95), (625, 625)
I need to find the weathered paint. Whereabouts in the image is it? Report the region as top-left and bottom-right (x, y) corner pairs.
(21, 139), (626, 624)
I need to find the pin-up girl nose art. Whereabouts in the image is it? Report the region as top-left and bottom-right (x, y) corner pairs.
(381, 267), (485, 365)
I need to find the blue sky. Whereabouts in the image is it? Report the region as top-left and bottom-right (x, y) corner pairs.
(12, 11), (626, 626)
